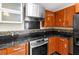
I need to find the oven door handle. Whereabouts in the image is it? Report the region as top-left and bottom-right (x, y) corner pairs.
(31, 41), (48, 48)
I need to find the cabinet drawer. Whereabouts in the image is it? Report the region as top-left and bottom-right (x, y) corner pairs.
(0, 49), (7, 55)
(7, 43), (26, 54)
(8, 50), (26, 55)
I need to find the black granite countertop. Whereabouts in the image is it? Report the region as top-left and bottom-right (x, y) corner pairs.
(0, 30), (73, 49)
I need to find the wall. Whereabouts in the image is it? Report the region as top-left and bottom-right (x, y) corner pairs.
(0, 23), (24, 31)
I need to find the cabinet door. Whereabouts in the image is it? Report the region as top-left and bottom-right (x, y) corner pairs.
(44, 10), (55, 27)
(6, 43), (27, 54)
(0, 49), (7, 55)
(7, 43), (29, 55)
(55, 12), (59, 27)
(1, 3), (22, 23)
(59, 10), (65, 27)
(48, 37), (56, 55)
(9, 50), (26, 55)
(57, 37), (63, 54)
(2, 12), (21, 22)
(2, 3), (21, 11)
(58, 37), (69, 55)
(25, 42), (29, 55)
(55, 10), (65, 27)
(75, 3), (79, 13)
(68, 38), (73, 54)
(62, 39), (69, 55)
(48, 37), (53, 55)
(64, 6), (75, 27)
(55, 37), (59, 52)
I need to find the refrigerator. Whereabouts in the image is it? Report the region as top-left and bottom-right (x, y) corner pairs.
(73, 14), (79, 55)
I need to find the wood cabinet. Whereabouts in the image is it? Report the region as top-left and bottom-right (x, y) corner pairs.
(48, 36), (57, 55)
(57, 37), (69, 55)
(25, 42), (29, 55)
(55, 5), (75, 27)
(55, 9), (65, 27)
(0, 48), (7, 55)
(8, 50), (26, 55)
(6, 42), (29, 55)
(0, 3), (23, 23)
(68, 38), (73, 54)
(44, 10), (55, 27)
(64, 6), (75, 27)
(48, 36), (69, 55)
(75, 3), (79, 13)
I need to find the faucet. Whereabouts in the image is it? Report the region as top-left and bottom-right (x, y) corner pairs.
(10, 32), (15, 36)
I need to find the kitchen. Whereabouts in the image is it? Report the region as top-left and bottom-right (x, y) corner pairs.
(0, 3), (79, 55)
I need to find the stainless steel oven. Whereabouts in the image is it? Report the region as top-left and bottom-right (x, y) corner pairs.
(30, 38), (48, 55)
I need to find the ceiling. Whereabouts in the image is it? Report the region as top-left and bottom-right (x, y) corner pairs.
(39, 3), (75, 11)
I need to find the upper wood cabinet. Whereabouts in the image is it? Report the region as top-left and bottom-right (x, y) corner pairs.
(0, 3), (23, 23)
(64, 5), (75, 27)
(55, 5), (75, 27)
(44, 10), (55, 27)
(75, 3), (79, 13)
(55, 9), (65, 27)
(26, 3), (45, 18)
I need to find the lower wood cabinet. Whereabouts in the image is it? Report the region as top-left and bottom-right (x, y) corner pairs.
(48, 36), (57, 55)
(6, 43), (26, 54)
(0, 42), (29, 55)
(9, 50), (26, 55)
(57, 37), (69, 55)
(6, 42), (29, 55)
(48, 36), (69, 55)
(0, 48), (7, 55)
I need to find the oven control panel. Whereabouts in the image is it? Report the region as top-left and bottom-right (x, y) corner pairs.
(30, 38), (48, 48)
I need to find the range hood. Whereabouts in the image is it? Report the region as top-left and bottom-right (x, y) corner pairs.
(25, 3), (45, 20)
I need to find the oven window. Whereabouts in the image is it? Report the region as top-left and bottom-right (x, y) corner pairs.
(32, 43), (48, 55)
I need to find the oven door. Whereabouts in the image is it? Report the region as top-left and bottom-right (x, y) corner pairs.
(32, 43), (48, 55)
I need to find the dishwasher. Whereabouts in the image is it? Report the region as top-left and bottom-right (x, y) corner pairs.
(30, 38), (48, 55)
